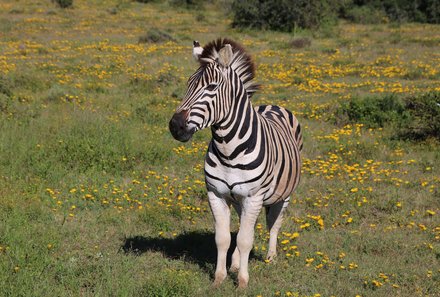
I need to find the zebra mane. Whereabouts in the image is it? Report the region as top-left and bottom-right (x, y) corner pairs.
(199, 38), (260, 98)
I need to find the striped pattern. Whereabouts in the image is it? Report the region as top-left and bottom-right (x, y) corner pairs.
(205, 103), (302, 205)
(170, 38), (302, 288)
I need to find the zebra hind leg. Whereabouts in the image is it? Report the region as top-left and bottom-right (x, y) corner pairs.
(265, 198), (289, 261)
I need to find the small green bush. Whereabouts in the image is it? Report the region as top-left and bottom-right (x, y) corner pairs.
(53, 0), (73, 8)
(169, 0), (205, 9)
(400, 92), (440, 140)
(138, 28), (175, 43)
(335, 92), (440, 141)
(335, 94), (408, 128)
(290, 37), (312, 49)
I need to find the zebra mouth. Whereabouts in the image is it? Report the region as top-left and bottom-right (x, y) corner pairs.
(169, 111), (196, 142)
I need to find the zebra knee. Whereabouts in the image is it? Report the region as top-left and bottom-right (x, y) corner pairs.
(215, 229), (230, 250)
(236, 230), (253, 254)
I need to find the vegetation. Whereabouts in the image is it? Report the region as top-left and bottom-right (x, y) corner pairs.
(400, 92), (440, 140)
(335, 92), (440, 141)
(231, 0), (338, 31)
(343, 0), (440, 24)
(53, 0), (73, 9)
(0, 0), (439, 296)
(231, 0), (440, 31)
(335, 94), (408, 128)
(138, 28), (175, 44)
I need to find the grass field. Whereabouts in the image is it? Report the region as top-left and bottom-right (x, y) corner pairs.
(1, 1), (439, 296)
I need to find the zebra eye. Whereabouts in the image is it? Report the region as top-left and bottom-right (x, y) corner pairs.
(205, 83), (217, 91)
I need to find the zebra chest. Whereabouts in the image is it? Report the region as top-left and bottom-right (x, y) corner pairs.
(204, 161), (262, 199)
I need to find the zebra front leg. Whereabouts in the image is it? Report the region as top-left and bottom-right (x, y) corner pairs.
(208, 192), (231, 287)
(265, 198), (289, 261)
(230, 202), (242, 273)
(236, 197), (263, 288)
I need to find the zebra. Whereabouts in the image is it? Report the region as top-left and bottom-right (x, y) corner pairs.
(169, 38), (303, 288)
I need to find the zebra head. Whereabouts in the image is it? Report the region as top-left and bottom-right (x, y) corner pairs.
(169, 38), (258, 142)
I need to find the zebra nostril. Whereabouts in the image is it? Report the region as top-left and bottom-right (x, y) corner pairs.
(169, 110), (193, 142)
(170, 115), (182, 131)
(170, 111), (186, 129)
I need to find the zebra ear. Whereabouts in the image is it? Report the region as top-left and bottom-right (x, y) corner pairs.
(193, 40), (203, 61)
(218, 44), (233, 68)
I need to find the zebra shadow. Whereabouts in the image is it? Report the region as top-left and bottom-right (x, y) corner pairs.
(121, 230), (261, 275)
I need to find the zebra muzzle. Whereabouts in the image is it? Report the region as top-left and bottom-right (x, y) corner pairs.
(169, 110), (195, 142)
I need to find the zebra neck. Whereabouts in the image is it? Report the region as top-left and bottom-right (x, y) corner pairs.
(211, 94), (259, 160)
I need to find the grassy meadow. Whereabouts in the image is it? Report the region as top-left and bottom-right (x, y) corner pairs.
(1, 1), (440, 296)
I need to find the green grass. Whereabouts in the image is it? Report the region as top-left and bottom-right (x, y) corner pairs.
(0, 1), (439, 296)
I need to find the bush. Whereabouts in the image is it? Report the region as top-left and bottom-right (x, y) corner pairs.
(343, 0), (440, 24)
(335, 92), (440, 141)
(400, 92), (440, 140)
(335, 94), (408, 128)
(290, 37), (312, 49)
(231, 0), (340, 31)
(138, 28), (175, 43)
(169, 0), (205, 9)
(53, 0), (73, 8)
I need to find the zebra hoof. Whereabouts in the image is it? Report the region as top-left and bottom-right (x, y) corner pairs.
(238, 276), (248, 289)
(212, 272), (226, 288)
(266, 251), (277, 262)
(212, 279), (223, 288)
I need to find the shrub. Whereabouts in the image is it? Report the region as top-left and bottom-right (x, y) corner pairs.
(138, 28), (175, 43)
(399, 92), (440, 140)
(231, 0), (340, 31)
(342, 0), (440, 24)
(169, 0), (205, 9)
(335, 94), (408, 128)
(290, 37), (312, 49)
(53, 0), (73, 8)
(335, 92), (440, 141)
